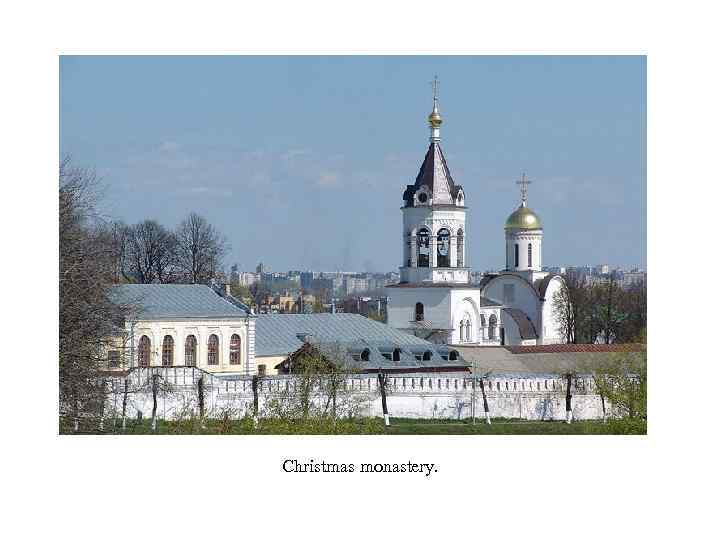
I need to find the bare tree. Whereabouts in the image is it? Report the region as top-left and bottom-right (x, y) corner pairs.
(174, 212), (227, 284)
(122, 220), (176, 283)
(59, 158), (131, 431)
(552, 273), (591, 344)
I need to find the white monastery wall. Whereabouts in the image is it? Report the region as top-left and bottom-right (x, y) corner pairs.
(104, 368), (611, 422)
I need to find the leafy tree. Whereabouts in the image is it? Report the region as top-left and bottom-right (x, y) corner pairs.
(585, 351), (647, 421)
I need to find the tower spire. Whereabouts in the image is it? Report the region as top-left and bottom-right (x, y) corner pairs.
(516, 172), (531, 207)
(428, 75), (442, 142)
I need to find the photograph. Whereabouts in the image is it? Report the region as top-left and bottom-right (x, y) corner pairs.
(59, 55), (647, 435)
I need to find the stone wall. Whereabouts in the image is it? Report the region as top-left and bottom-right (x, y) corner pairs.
(104, 367), (611, 422)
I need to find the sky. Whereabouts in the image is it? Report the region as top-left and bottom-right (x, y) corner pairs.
(60, 55), (646, 273)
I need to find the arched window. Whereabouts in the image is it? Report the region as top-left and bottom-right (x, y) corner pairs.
(185, 335), (197, 367)
(393, 348), (401, 362)
(514, 243), (519, 268)
(162, 335), (174, 367)
(415, 302), (424, 322)
(449, 350), (459, 361)
(207, 334), (219, 365)
(437, 228), (450, 267)
(138, 335), (150, 367)
(361, 348), (370, 362)
(422, 351), (431, 361)
(528, 243), (533, 267)
(230, 334), (242, 365)
(417, 228), (430, 267)
(488, 314), (497, 340)
(456, 229), (464, 267)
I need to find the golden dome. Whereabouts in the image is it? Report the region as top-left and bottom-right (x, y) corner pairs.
(505, 205), (542, 230)
(428, 110), (443, 128)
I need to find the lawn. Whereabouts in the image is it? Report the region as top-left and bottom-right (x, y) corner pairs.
(63, 416), (646, 435)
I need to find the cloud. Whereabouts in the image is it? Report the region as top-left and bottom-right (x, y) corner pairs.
(281, 149), (310, 161)
(159, 141), (180, 153)
(316, 172), (339, 187)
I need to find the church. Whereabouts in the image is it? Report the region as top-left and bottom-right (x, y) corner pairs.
(386, 82), (566, 347)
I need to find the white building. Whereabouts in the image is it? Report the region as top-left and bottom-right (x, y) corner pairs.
(109, 284), (257, 375)
(386, 84), (566, 346)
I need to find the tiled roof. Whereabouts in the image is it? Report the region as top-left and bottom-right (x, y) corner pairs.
(254, 313), (470, 372)
(110, 284), (251, 320)
(505, 344), (645, 354)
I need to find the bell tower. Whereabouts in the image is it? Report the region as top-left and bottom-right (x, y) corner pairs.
(399, 76), (469, 285)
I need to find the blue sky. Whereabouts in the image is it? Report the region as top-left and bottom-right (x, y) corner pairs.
(60, 55), (646, 273)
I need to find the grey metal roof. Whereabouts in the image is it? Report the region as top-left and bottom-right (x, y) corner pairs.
(503, 308), (538, 339)
(255, 313), (470, 372)
(110, 284), (252, 320)
(454, 345), (643, 376)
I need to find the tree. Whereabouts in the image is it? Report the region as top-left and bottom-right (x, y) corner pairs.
(591, 273), (628, 344)
(122, 220), (176, 283)
(587, 352), (647, 421)
(174, 212), (227, 284)
(266, 342), (375, 428)
(59, 158), (130, 430)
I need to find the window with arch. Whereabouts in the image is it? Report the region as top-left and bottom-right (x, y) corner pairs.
(528, 243), (533, 267)
(514, 243), (519, 268)
(449, 350), (459, 361)
(460, 315), (472, 342)
(185, 335), (197, 367)
(230, 334), (242, 365)
(138, 335), (150, 367)
(456, 229), (464, 267)
(162, 335), (174, 367)
(417, 228), (430, 267)
(436, 228), (450, 267)
(207, 334), (219, 365)
(393, 348), (401, 362)
(415, 302), (424, 322)
(361, 348), (370, 362)
(422, 351), (432, 361)
(488, 314), (498, 340)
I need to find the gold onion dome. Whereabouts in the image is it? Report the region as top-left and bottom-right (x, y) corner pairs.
(428, 108), (443, 128)
(505, 205), (543, 230)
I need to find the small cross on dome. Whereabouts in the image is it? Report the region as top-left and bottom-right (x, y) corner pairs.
(516, 172), (531, 206)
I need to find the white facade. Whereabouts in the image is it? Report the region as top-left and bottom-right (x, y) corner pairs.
(124, 317), (256, 375)
(505, 229), (543, 272)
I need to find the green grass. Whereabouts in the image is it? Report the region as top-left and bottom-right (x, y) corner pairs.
(62, 416), (646, 435)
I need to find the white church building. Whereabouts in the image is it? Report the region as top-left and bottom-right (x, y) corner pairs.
(386, 83), (566, 347)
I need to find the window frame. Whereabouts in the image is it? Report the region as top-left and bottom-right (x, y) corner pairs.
(207, 334), (219, 366)
(229, 333), (242, 365)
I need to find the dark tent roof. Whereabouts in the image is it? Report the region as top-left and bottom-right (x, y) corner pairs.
(403, 142), (463, 207)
